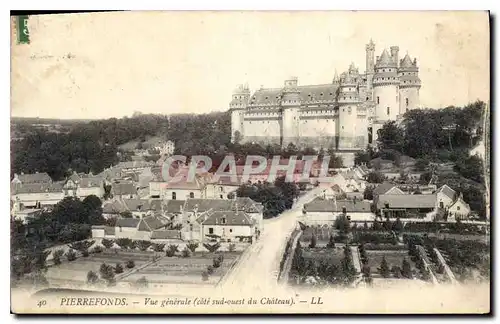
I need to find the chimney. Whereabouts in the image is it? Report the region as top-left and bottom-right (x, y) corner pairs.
(390, 46), (399, 67)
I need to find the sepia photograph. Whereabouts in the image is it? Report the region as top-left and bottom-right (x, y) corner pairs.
(10, 10), (490, 314)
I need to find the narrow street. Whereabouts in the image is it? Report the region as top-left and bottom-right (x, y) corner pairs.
(219, 188), (322, 293)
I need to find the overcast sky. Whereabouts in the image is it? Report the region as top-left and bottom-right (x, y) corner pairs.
(11, 11), (489, 119)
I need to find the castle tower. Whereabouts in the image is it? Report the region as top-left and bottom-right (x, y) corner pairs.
(390, 46), (399, 68)
(229, 83), (250, 143)
(372, 48), (400, 143)
(398, 53), (421, 115)
(337, 64), (360, 149)
(281, 76), (301, 147)
(365, 39), (375, 91)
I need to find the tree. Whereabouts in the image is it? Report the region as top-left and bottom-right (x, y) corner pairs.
(99, 263), (115, 285)
(52, 249), (64, 265)
(392, 217), (404, 233)
(152, 243), (166, 252)
(415, 158), (430, 172)
(82, 195), (104, 224)
(187, 242), (199, 253)
(115, 263), (124, 274)
(363, 186), (374, 200)
(378, 256), (391, 278)
(402, 258), (413, 279)
(233, 130), (243, 145)
(366, 172), (385, 184)
(120, 211), (133, 218)
(87, 271), (99, 285)
(65, 249), (77, 261)
(182, 247), (191, 258)
(126, 260), (135, 268)
(377, 121), (406, 152)
(166, 244), (179, 257)
(137, 240), (151, 252)
(102, 239), (114, 249)
(309, 234), (317, 248)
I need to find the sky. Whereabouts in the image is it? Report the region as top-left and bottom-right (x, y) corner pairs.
(11, 11), (490, 119)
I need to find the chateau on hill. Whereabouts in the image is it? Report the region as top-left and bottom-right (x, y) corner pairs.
(229, 40), (421, 150)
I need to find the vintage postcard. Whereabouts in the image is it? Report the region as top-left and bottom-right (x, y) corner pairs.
(10, 11), (490, 314)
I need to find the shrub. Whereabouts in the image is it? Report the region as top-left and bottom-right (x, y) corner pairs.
(228, 243), (236, 252)
(52, 249), (64, 265)
(187, 242), (199, 253)
(116, 238), (133, 249)
(65, 249), (77, 262)
(166, 244), (178, 257)
(378, 256), (390, 278)
(137, 240), (151, 252)
(207, 265), (214, 275)
(126, 260), (135, 269)
(213, 256), (222, 268)
(115, 263), (124, 274)
(91, 245), (104, 254)
(87, 271), (98, 284)
(391, 265), (402, 278)
(181, 247), (191, 258)
(326, 235), (336, 248)
(101, 238), (115, 249)
(152, 243), (166, 252)
(82, 250), (90, 257)
(203, 242), (221, 253)
(202, 271), (209, 281)
(69, 240), (95, 252)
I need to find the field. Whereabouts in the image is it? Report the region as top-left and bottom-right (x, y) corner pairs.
(45, 249), (242, 288)
(124, 251), (241, 286)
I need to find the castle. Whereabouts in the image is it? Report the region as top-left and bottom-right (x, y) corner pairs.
(229, 40), (421, 150)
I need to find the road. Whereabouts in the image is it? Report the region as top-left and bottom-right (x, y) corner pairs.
(219, 188), (322, 294)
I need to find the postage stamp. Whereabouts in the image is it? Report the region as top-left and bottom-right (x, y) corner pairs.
(10, 11), (490, 315)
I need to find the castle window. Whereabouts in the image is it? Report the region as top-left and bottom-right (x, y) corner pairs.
(406, 98), (409, 107)
(387, 107), (390, 115)
(265, 96), (268, 99)
(330, 93), (333, 96)
(342, 126), (344, 129)
(383, 69), (385, 72)
(377, 97), (380, 104)
(366, 97), (369, 101)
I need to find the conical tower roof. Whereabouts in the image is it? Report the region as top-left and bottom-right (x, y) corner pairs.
(378, 49), (392, 66)
(400, 53), (413, 68)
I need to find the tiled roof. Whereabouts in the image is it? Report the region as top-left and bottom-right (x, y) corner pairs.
(400, 54), (414, 68)
(437, 185), (456, 201)
(112, 182), (137, 196)
(248, 84), (339, 106)
(122, 199), (150, 212)
(102, 200), (128, 214)
(116, 218), (141, 228)
(303, 198), (371, 213)
(377, 49), (394, 67)
(373, 182), (397, 196)
(198, 210), (255, 226)
(183, 198), (263, 213)
(116, 161), (154, 169)
(14, 172), (52, 184)
(79, 177), (102, 188)
(142, 215), (169, 231)
(377, 194), (437, 209)
(164, 200), (185, 213)
(14, 182), (63, 194)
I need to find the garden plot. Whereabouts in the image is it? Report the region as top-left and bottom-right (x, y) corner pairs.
(123, 252), (242, 285)
(301, 246), (346, 264)
(300, 226), (336, 244)
(45, 250), (155, 285)
(365, 250), (417, 278)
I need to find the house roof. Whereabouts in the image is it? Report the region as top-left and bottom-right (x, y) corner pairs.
(303, 197), (371, 213)
(373, 182), (398, 196)
(164, 200), (185, 213)
(184, 198), (263, 214)
(142, 215), (170, 231)
(248, 84), (339, 106)
(13, 182), (63, 194)
(112, 182), (137, 196)
(377, 194), (437, 209)
(68, 172), (81, 183)
(116, 161), (154, 169)
(122, 199), (150, 212)
(79, 177), (102, 188)
(116, 218), (141, 228)
(449, 196), (471, 211)
(198, 210), (255, 226)
(102, 200), (128, 214)
(13, 172), (52, 184)
(437, 185), (456, 200)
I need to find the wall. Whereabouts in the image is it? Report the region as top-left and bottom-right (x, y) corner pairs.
(399, 87), (419, 113)
(164, 188), (203, 200)
(373, 84), (399, 122)
(231, 109), (245, 142)
(201, 224), (254, 241)
(205, 184), (239, 199)
(282, 107), (300, 146)
(77, 186), (104, 199)
(338, 105), (358, 149)
(13, 191), (65, 207)
(436, 191), (454, 209)
(149, 182), (165, 198)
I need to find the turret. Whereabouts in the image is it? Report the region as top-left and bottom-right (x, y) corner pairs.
(281, 76), (301, 146)
(229, 84), (250, 143)
(337, 64), (360, 149)
(390, 46), (399, 68)
(372, 48), (400, 142)
(398, 53), (421, 114)
(365, 39), (376, 91)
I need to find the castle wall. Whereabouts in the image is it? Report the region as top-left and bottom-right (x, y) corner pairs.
(399, 87), (419, 115)
(298, 110), (337, 148)
(282, 107), (300, 146)
(231, 109), (245, 142)
(373, 84), (399, 122)
(338, 104), (359, 149)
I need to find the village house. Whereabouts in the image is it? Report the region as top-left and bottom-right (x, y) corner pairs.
(11, 172), (52, 185)
(205, 175), (242, 199)
(122, 198), (162, 219)
(376, 194), (437, 220)
(180, 197), (264, 241)
(111, 181), (138, 199)
(115, 161), (155, 177)
(11, 182), (65, 209)
(76, 176), (104, 199)
(372, 182), (405, 202)
(196, 210), (257, 242)
(162, 172), (207, 200)
(434, 185), (471, 220)
(301, 197), (375, 225)
(447, 193), (471, 220)
(92, 214), (180, 241)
